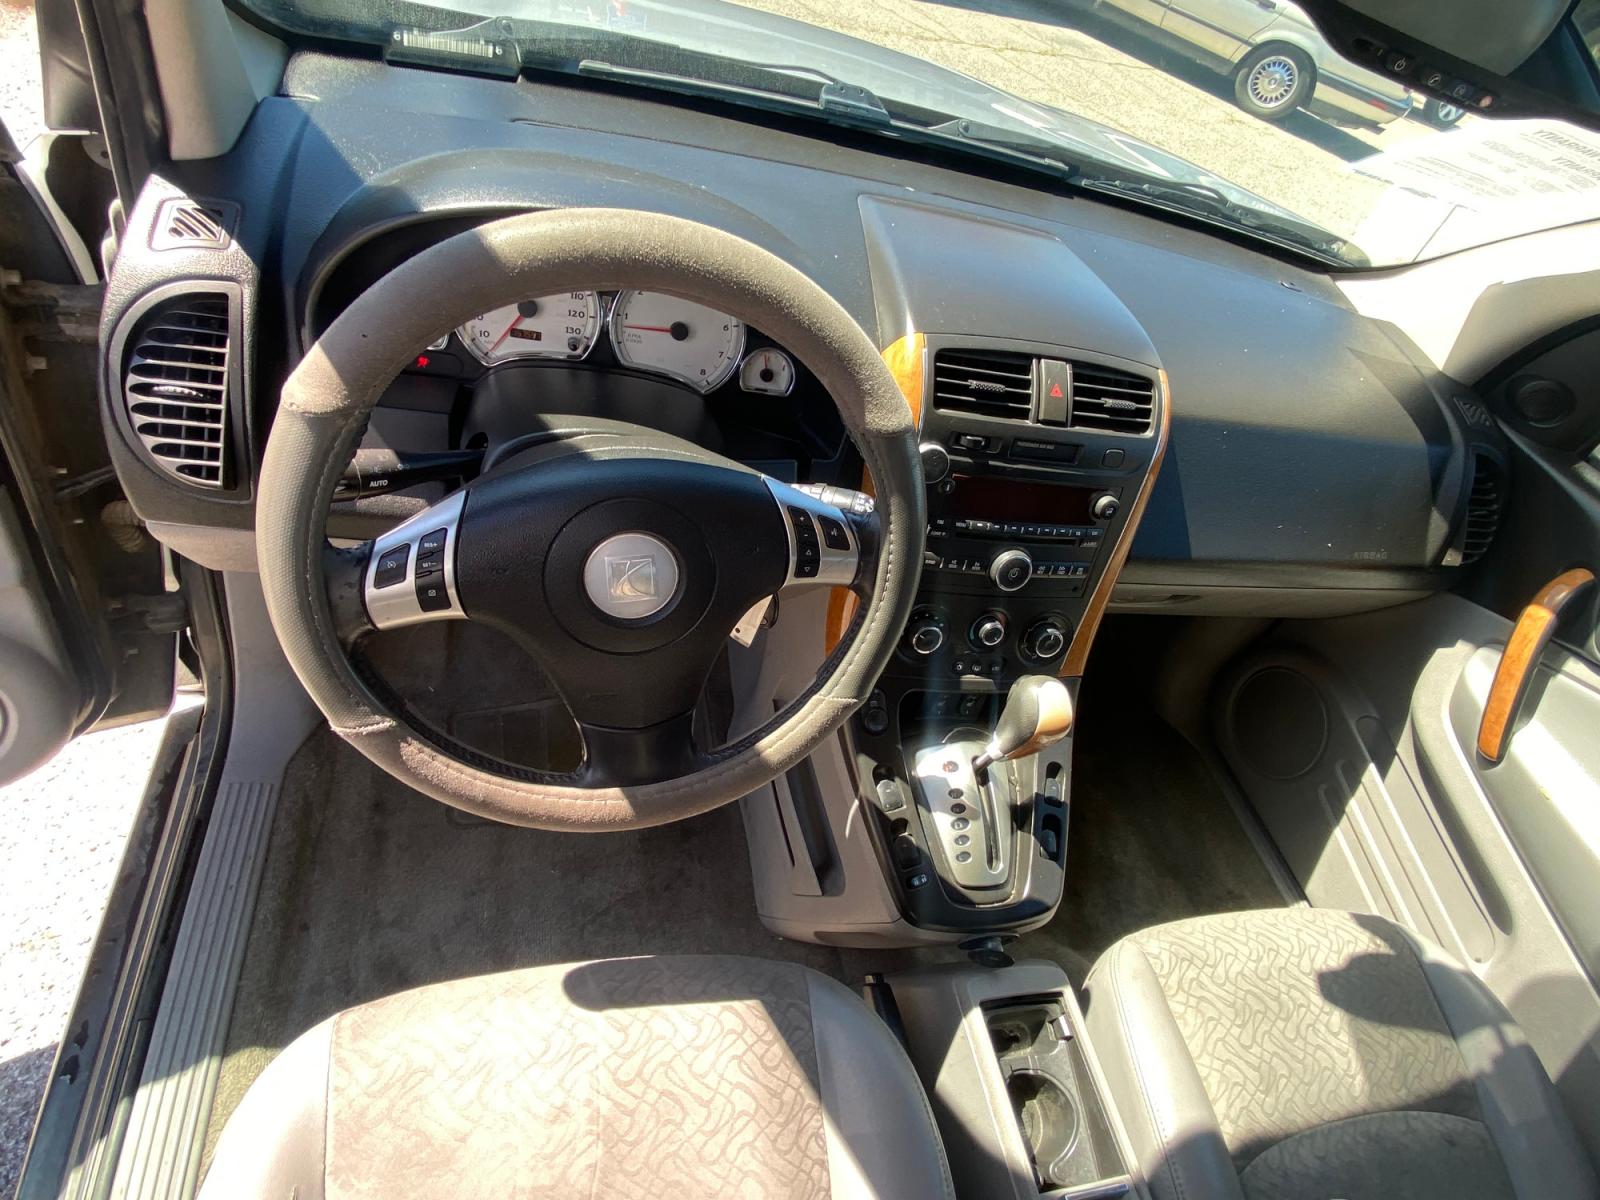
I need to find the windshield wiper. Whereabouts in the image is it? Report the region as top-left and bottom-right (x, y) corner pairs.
(574, 58), (1086, 180)
(920, 117), (1078, 177)
(576, 59), (893, 126)
(1077, 177), (1367, 266)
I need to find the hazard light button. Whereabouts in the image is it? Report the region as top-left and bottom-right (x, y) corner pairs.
(1038, 359), (1071, 425)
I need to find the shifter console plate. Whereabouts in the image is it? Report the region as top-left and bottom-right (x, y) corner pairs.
(912, 740), (1012, 890)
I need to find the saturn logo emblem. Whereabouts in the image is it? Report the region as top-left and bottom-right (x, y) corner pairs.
(583, 533), (679, 619)
(606, 555), (658, 601)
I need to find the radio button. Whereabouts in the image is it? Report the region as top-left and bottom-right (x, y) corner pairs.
(990, 549), (1033, 592)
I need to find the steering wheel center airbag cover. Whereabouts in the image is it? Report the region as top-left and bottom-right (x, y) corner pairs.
(256, 208), (923, 830)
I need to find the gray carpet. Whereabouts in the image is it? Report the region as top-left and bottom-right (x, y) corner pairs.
(1007, 702), (1287, 984)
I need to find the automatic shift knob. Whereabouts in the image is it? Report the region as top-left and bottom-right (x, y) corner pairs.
(975, 675), (1074, 770)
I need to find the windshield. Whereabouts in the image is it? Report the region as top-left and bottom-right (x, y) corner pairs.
(240, 0), (1600, 268)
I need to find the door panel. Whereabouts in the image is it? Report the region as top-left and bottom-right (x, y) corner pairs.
(1214, 592), (1600, 1167)
(1451, 643), (1600, 984)
(0, 121), (174, 783)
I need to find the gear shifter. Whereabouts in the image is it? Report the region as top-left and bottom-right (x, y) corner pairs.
(973, 675), (1075, 774)
(911, 676), (1074, 892)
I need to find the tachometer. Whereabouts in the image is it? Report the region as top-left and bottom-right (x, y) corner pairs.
(609, 290), (745, 393)
(458, 293), (602, 364)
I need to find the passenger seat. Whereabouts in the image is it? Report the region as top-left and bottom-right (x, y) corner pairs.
(1084, 908), (1597, 1200)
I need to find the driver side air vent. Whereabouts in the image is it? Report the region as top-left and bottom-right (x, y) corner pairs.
(1459, 453), (1504, 565)
(932, 349), (1035, 420)
(1068, 362), (1156, 435)
(122, 295), (232, 489)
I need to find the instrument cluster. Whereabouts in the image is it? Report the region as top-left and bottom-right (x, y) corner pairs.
(447, 289), (796, 397)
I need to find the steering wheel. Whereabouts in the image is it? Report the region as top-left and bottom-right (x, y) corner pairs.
(257, 209), (924, 830)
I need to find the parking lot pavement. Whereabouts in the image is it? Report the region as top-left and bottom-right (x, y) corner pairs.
(735, 0), (1443, 248)
(0, 714), (177, 1197)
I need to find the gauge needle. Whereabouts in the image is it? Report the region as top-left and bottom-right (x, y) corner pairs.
(624, 325), (673, 333)
(488, 315), (524, 353)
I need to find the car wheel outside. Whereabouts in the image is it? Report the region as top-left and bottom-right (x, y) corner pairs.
(1233, 45), (1313, 120)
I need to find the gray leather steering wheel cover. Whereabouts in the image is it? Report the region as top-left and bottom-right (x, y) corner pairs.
(258, 208), (923, 830)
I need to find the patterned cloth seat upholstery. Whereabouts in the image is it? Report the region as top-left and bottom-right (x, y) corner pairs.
(1083, 908), (1598, 1200)
(200, 955), (952, 1200)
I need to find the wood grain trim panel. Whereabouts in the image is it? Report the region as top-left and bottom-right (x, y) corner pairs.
(825, 332), (926, 652)
(1060, 368), (1171, 678)
(1476, 567), (1595, 764)
(880, 331), (926, 428)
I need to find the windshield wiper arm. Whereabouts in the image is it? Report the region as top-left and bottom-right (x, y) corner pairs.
(576, 58), (891, 126)
(1077, 177), (1365, 265)
(575, 58), (1088, 179)
(920, 117), (1079, 177)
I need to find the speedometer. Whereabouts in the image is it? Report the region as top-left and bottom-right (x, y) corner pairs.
(609, 290), (745, 393)
(458, 293), (602, 364)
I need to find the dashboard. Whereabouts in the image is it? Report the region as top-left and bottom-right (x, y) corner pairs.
(98, 49), (1508, 615)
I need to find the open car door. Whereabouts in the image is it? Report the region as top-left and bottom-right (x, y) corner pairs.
(0, 115), (175, 785)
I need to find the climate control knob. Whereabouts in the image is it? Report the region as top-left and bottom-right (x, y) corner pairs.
(989, 548), (1033, 593)
(907, 618), (946, 656)
(1023, 620), (1068, 662)
(971, 612), (1008, 649)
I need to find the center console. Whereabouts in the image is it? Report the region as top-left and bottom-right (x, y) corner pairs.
(884, 959), (1143, 1199)
(851, 334), (1168, 937)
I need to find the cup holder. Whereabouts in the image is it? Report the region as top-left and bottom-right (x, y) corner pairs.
(1006, 1069), (1080, 1182)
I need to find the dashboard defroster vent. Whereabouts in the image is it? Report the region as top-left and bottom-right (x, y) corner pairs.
(122, 295), (232, 488)
(1460, 453), (1503, 565)
(1067, 363), (1156, 435)
(932, 349), (1034, 420)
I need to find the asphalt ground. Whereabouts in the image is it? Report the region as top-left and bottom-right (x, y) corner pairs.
(736, 0), (1451, 252)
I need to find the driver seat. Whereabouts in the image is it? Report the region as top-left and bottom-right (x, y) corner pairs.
(200, 955), (953, 1200)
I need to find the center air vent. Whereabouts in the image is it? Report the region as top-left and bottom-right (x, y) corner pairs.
(1459, 453), (1504, 565)
(1068, 362), (1156, 434)
(932, 349), (1035, 420)
(121, 295), (232, 489)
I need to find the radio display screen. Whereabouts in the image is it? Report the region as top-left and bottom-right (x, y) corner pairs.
(946, 475), (1095, 526)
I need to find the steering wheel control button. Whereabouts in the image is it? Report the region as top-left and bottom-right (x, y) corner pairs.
(764, 478), (861, 589)
(789, 507), (822, 580)
(818, 514), (851, 551)
(363, 490), (467, 630)
(990, 548), (1034, 592)
(373, 545), (410, 589)
(582, 532), (680, 621)
(416, 576), (452, 612)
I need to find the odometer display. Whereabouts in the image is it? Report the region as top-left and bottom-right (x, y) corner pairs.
(458, 293), (602, 364)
